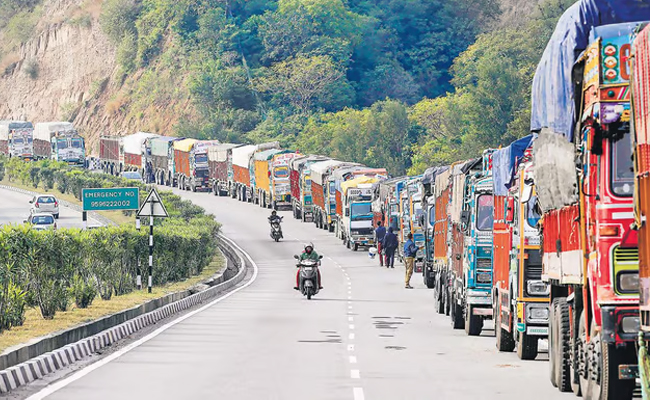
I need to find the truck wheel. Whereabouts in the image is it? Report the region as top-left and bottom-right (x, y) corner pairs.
(353, 243), (359, 252)
(444, 288), (450, 316)
(549, 298), (572, 392)
(272, 201), (276, 210)
(516, 331), (539, 360)
(328, 224), (334, 233)
(434, 280), (444, 314)
(425, 272), (435, 289)
(450, 294), (464, 329)
(465, 305), (483, 336)
(589, 328), (635, 400)
(495, 301), (515, 352)
(346, 240), (351, 249)
(191, 183), (196, 192)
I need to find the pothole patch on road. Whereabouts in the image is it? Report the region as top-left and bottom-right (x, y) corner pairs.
(299, 331), (342, 344)
(496, 364), (520, 368)
(385, 346), (406, 350)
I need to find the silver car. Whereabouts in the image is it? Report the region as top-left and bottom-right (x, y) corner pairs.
(26, 213), (57, 231)
(30, 195), (59, 219)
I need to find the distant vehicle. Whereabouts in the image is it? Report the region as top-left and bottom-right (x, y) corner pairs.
(25, 213), (57, 231)
(121, 171), (142, 181)
(29, 195), (59, 219)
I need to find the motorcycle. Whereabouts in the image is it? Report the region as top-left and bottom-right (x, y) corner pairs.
(294, 254), (323, 300)
(270, 216), (283, 242)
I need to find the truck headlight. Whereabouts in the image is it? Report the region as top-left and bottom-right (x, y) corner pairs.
(476, 272), (491, 284)
(526, 304), (549, 323)
(621, 316), (640, 334)
(617, 272), (639, 293)
(527, 280), (550, 296)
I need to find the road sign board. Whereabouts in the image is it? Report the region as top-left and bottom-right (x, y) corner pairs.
(82, 187), (139, 211)
(136, 188), (169, 218)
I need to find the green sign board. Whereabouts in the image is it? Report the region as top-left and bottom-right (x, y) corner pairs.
(82, 187), (139, 211)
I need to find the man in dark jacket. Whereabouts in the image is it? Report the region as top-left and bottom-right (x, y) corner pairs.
(382, 227), (398, 268)
(374, 221), (387, 266)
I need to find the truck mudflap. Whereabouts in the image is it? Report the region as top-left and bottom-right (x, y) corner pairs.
(601, 305), (640, 344)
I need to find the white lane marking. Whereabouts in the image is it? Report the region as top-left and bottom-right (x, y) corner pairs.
(26, 235), (259, 400)
(349, 356), (357, 364)
(349, 333), (355, 340)
(353, 387), (365, 400)
(348, 344), (355, 351)
(351, 369), (360, 379)
(349, 324), (355, 330)
(348, 316), (354, 322)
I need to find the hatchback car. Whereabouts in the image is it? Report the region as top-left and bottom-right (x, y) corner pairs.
(26, 213), (57, 231)
(30, 195), (59, 218)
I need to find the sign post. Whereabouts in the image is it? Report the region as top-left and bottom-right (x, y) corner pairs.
(136, 188), (169, 293)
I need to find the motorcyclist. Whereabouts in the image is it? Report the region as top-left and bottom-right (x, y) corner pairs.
(295, 244), (322, 291)
(268, 210), (283, 238)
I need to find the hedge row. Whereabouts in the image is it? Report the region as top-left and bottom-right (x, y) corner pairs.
(0, 157), (221, 331)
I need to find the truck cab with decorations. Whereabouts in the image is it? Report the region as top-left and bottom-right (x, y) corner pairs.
(532, 7), (650, 398)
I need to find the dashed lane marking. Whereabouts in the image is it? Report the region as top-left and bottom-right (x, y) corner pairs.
(349, 356), (357, 364)
(351, 369), (360, 379)
(353, 387), (365, 400)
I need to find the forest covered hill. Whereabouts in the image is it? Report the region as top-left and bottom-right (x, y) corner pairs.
(0, 0), (577, 174)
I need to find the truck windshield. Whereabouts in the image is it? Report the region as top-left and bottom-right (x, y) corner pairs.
(476, 194), (494, 231)
(195, 169), (209, 178)
(351, 203), (372, 216)
(71, 138), (83, 148)
(195, 154), (208, 164)
(13, 138), (23, 144)
(57, 139), (68, 149)
(274, 166), (289, 178)
(611, 135), (633, 197)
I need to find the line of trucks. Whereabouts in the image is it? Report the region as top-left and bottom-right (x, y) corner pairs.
(4, 1), (650, 398)
(0, 121), (85, 165)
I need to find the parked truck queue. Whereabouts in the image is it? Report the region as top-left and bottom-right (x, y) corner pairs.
(6, 2), (650, 399)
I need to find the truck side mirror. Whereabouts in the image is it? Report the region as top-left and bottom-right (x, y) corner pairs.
(460, 210), (470, 227)
(505, 197), (515, 224)
(318, 255), (323, 260)
(345, 209), (350, 217)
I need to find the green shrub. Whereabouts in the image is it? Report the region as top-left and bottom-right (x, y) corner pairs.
(69, 274), (97, 309)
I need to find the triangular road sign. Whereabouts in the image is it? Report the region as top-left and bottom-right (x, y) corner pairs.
(136, 188), (169, 218)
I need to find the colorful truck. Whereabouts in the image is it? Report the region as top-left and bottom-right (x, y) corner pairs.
(310, 160), (347, 231)
(33, 122), (85, 165)
(491, 135), (548, 359)
(269, 152), (299, 210)
(231, 142), (279, 201)
(208, 143), (240, 196)
(0, 121), (34, 160)
(253, 149), (286, 208)
(99, 135), (121, 175)
(331, 166), (376, 234)
(532, 7), (650, 397)
(146, 136), (181, 185)
(420, 166), (449, 289)
(173, 139), (220, 192)
(123, 132), (159, 174)
(289, 155), (329, 221)
(340, 176), (381, 251)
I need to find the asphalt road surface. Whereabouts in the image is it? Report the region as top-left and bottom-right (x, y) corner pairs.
(27, 188), (570, 400)
(0, 187), (99, 229)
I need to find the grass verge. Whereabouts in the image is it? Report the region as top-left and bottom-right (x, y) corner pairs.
(0, 249), (225, 354)
(1, 177), (134, 225)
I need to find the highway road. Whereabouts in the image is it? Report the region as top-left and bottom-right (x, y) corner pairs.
(26, 189), (569, 400)
(0, 187), (100, 229)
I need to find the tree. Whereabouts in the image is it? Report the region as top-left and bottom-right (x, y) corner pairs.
(255, 55), (352, 113)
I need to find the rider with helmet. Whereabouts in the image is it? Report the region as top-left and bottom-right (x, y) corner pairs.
(268, 210), (283, 238)
(295, 244), (322, 290)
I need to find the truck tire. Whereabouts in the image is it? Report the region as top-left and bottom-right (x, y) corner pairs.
(516, 331), (539, 360)
(434, 280), (444, 314)
(425, 271), (435, 289)
(353, 243), (359, 252)
(549, 298), (572, 392)
(464, 305), (483, 336)
(450, 293), (464, 329)
(191, 183), (196, 192)
(328, 223), (334, 233)
(589, 327), (635, 400)
(495, 300), (515, 352)
(444, 287), (450, 316)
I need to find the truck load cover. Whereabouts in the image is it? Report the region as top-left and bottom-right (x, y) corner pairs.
(492, 135), (533, 196)
(341, 176), (379, 195)
(310, 160), (345, 185)
(232, 145), (257, 168)
(208, 143), (240, 162)
(173, 138), (197, 153)
(0, 121), (32, 140)
(254, 149), (284, 191)
(33, 122), (75, 142)
(124, 132), (158, 155)
(530, 0), (650, 140)
(150, 136), (177, 157)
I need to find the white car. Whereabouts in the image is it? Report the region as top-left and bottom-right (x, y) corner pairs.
(26, 213), (57, 231)
(30, 195), (59, 218)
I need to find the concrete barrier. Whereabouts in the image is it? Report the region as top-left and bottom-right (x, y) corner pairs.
(0, 234), (249, 394)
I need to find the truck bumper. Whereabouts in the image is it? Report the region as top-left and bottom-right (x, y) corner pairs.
(466, 290), (492, 307)
(351, 237), (374, 247)
(601, 305), (639, 344)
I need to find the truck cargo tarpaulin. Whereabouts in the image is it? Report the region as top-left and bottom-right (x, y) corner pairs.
(530, 0), (650, 141)
(492, 135), (533, 197)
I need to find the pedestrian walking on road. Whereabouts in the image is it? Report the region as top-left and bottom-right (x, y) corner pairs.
(375, 221), (386, 267)
(382, 227), (398, 268)
(403, 233), (417, 289)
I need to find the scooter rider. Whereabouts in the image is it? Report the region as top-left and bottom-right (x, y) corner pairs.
(294, 244), (322, 290)
(268, 210), (283, 238)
